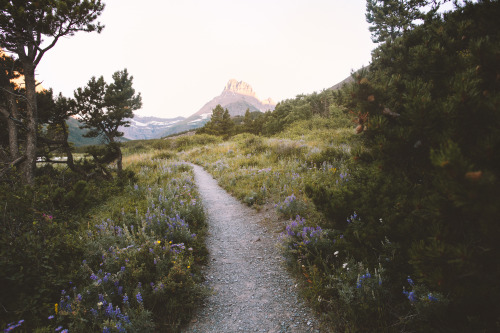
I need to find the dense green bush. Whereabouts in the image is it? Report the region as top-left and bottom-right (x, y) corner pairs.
(306, 2), (500, 331)
(235, 133), (267, 154)
(262, 91), (335, 136)
(0, 167), (123, 330)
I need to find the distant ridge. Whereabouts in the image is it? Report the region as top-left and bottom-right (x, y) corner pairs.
(329, 75), (355, 91)
(329, 67), (368, 91)
(120, 116), (185, 140)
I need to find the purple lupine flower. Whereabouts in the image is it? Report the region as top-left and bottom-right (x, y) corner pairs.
(407, 276), (414, 286)
(136, 292), (143, 304)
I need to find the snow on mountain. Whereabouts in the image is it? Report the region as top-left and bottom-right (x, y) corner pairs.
(120, 116), (185, 140)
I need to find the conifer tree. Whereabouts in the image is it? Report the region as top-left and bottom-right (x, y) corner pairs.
(0, 50), (22, 163)
(75, 69), (142, 174)
(0, 0), (104, 184)
(199, 104), (234, 138)
(37, 92), (85, 174)
(243, 108), (252, 132)
(221, 108), (234, 138)
(366, 0), (450, 42)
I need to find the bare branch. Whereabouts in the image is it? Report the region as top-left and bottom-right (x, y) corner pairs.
(0, 155), (26, 178)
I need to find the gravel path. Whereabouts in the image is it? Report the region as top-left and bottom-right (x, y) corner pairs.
(184, 164), (320, 333)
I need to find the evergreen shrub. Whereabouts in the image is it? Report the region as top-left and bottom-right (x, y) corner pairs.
(305, 2), (500, 330)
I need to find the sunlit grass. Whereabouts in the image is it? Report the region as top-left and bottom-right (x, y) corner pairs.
(122, 152), (156, 168)
(174, 117), (357, 228)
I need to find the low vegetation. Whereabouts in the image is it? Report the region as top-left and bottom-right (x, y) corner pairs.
(1, 160), (207, 332)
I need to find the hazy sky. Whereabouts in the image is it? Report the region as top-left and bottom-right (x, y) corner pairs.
(35, 0), (375, 118)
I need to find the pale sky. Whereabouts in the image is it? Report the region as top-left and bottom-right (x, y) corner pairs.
(35, 0), (375, 119)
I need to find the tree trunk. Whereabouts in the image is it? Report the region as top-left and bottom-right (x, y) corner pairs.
(20, 62), (37, 185)
(0, 155), (26, 178)
(0, 105), (17, 159)
(108, 137), (123, 175)
(116, 145), (123, 174)
(59, 120), (82, 175)
(7, 91), (20, 159)
(0, 89), (20, 160)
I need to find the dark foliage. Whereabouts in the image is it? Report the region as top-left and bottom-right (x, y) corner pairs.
(0, 166), (130, 329)
(307, 2), (500, 330)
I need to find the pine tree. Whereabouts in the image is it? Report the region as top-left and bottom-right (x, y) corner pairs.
(0, 0), (104, 184)
(221, 108), (234, 139)
(199, 104), (234, 138)
(75, 69), (142, 174)
(243, 108), (253, 133)
(0, 51), (22, 163)
(366, 0), (450, 43)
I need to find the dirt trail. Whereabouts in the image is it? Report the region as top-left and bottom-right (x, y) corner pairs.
(184, 164), (320, 333)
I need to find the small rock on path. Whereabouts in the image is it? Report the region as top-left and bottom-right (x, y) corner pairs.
(184, 164), (320, 333)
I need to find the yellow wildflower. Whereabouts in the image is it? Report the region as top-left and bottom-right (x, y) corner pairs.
(55, 303), (58, 314)
(156, 240), (161, 244)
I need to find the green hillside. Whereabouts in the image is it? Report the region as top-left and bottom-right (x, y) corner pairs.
(66, 117), (130, 147)
(66, 117), (105, 147)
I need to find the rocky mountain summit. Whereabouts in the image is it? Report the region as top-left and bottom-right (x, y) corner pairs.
(221, 79), (275, 106)
(222, 79), (257, 97)
(193, 79), (276, 118)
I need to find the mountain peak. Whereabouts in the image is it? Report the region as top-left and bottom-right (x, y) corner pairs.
(222, 79), (256, 97)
